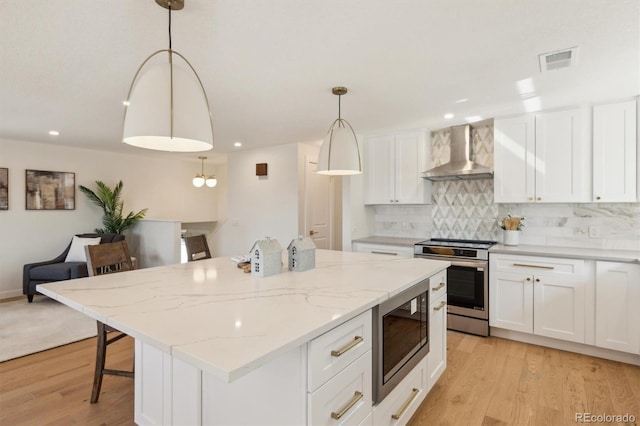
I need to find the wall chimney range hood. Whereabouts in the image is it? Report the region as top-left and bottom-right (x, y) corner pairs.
(422, 124), (493, 181)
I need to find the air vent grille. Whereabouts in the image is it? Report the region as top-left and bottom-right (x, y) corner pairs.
(539, 47), (578, 72)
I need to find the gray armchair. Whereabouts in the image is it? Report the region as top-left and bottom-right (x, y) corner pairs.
(23, 233), (125, 302)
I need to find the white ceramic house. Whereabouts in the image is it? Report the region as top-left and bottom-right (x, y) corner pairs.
(287, 236), (316, 272)
(250, 237), (283, 277)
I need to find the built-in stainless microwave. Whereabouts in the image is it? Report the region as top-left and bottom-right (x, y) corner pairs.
(372, 278), (430, 403)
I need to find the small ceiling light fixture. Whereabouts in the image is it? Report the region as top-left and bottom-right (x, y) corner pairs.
(444, 113), (454, 120)
(193, 156), (217, 188)
(122, 0), (214, 152)
(48, 130), (60, 136)
(233, 142), (242, 148)
(317, 87), (362, 175)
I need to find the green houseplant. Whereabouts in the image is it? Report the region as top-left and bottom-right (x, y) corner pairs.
(79, 180), (147, 234)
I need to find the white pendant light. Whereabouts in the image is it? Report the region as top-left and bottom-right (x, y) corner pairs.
(193, 156), (217, 188)
(317, 87), (362, 175)
(122, 0), (214, 152)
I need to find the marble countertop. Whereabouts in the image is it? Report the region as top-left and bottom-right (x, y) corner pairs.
(352, 236), (427, 246)
(38, 250), (448, 383)
(490, 244), (640, 263)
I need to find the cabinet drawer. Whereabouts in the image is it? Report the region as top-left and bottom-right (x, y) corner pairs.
(428, 270), (447, 298)
(308, 351), (373, 426)
(373, 357), (426, 426)
(492, 254), (584, 278)
(308, 310), (372, 392)
(352, 242), (414, 258)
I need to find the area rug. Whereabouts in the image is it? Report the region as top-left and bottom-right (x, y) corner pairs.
(0, 296), (97, 362)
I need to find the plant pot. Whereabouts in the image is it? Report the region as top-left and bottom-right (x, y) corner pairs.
(503, 230), (519, 246)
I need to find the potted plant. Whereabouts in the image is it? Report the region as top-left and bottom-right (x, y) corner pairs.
(499, 214), (525, 246)
(79, 180), (147, 234)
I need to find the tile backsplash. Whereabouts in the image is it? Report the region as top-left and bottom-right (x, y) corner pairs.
(372, 123), (640, 250)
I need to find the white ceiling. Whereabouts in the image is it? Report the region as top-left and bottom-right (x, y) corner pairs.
(1, 0), (638, 164)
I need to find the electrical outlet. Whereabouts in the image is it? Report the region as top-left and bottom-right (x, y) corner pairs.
(589, 225), (601, 238)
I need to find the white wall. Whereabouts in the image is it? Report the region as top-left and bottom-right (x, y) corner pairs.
(0, 138), (220, 298)
(211, 143), (302, 257)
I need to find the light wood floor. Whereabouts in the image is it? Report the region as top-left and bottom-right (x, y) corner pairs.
(0, 336), (135, 426)
(1, 331), (638, 425)
(410, 331), (640, 426)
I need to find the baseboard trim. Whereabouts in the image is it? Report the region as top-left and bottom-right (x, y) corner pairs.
(490, 327), (640, 366)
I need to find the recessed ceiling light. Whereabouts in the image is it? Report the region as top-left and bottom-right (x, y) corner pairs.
(122, 100), (130, 106)
(48, 130), (59, 136)
(233, 142), (242, 147)
(444, 113), (454, 119)
(455, 98), (468, 103)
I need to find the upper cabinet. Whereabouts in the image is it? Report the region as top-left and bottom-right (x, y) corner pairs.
(364, 131), (431, 205)
(494, 107), (590, 203)
(592, 100), (637, 202)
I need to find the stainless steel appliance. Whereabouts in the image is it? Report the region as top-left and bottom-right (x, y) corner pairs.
(414, 238), (496, 336)
(372, 278), (430, 404)
(421, 124), (494, 181)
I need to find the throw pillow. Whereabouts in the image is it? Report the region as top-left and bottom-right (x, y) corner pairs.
(64, 236), (102, 263)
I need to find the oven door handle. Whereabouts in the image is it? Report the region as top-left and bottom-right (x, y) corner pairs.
(448, 259), (487, 270)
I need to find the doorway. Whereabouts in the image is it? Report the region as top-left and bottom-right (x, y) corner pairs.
(304, 157), (342, 250)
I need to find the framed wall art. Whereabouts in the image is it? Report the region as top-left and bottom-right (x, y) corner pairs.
(0, 168), (7, 210)
(25, 169), (75, 210)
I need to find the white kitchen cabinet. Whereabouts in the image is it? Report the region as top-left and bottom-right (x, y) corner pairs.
(308, 351), (373, 426)
(494, 107), (589, 203)
(489, 254), (588, 343)
(351, 242), (414, 258)
(427, 270), (447, 390)
(372, 357), (426, 426)
(595, 261), (640, 354)
(592, 100), (637, 202)
(364, 131), (431, 205)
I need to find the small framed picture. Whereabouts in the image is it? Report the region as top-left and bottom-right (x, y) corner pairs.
(0, 168), (7, 210)
(25, 169), (75, 210)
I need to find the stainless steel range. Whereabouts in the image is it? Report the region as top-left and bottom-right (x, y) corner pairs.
(414, 238), (497, 336)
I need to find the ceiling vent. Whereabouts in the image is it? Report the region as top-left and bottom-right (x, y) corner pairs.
(539, 47), (578, 72)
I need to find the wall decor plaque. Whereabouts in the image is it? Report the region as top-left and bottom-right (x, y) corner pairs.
(0, 168), (7, 210)
(25, 169), (75, 210)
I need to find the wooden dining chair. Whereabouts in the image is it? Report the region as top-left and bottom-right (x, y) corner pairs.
(85, 240), (135, 403)
(184, 234), (212, 261)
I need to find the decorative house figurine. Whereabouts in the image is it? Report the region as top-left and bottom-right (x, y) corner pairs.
(250, 237), (283, 277)
(287, 236), (316, 272)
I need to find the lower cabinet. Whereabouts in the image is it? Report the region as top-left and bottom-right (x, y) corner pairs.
(427, 291), (447, 388)
(595, 261), (640, 354)
(308, 351), (373, 425)
(372, 358), (427, 426)
(490, 254), (588, 343)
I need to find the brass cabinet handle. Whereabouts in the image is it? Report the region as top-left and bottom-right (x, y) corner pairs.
(596, 196), (601, 200)
(309, 230), (318, 236)
(512, 263), (554, 270)
(433, 301), (446, 311)
(391, 388), (420, 420)
(526, 277), (531, 281)
(537, 197), (542, 201)
(371, 251), (398, 256)
(433, 282), (446, 291)
(330, 391), (363, 420)
(528, 196), (533, 201)
(331, 336), (363, 357)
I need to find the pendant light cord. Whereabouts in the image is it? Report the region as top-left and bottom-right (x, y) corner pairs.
(168, 3), (172, 50)
(338, 94), (342, 120)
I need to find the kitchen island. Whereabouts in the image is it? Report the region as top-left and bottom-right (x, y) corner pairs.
(38, 249), (449, 425)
